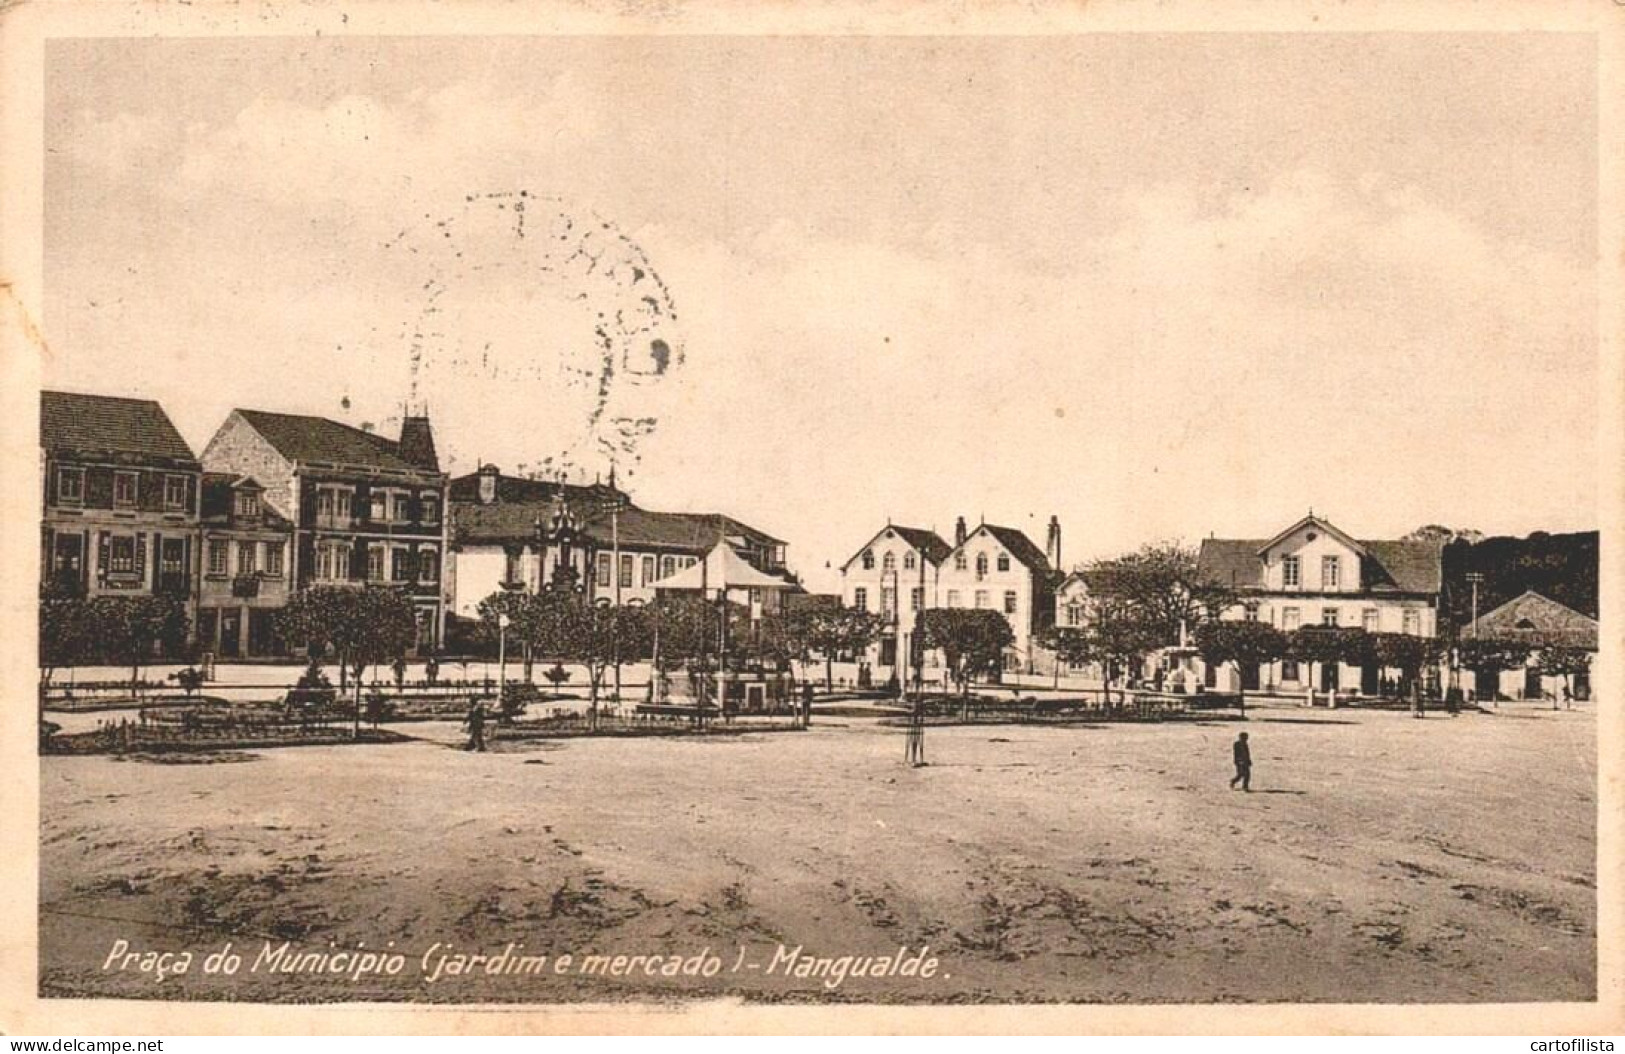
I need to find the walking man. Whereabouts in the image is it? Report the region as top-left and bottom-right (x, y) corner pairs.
(464, 700), (488, 753)
(904, 697), (927, 768)
(1229, 731), (1252, 791)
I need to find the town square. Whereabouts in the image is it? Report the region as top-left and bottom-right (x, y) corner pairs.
(15, 25), (1606, 1025)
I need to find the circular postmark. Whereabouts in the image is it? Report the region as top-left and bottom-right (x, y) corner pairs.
(381, 191), (682, 481)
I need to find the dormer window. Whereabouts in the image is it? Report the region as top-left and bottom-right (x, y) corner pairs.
(234, 491), (259, 520)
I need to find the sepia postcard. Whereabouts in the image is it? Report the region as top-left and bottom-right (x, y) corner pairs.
(1, 0), (1621, 1036)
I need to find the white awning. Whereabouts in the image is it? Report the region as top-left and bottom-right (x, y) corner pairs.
(650, 542), (792, 593)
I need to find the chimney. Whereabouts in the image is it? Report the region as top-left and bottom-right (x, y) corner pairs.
(399, 415), (440, 473)
(478, 463), (500, 505)
(1046, 515), (1061, 568)
(954, 516), (967, 548)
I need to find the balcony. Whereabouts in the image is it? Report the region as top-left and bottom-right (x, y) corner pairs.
(232, 573), (262, 598)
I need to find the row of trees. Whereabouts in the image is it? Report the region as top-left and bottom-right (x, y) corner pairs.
(39, 589), (190, 697)
(1033, 540), (1594, 704)
(472, 589), (894, 724)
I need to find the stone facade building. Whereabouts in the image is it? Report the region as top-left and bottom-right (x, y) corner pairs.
(201, 409), (449, 650)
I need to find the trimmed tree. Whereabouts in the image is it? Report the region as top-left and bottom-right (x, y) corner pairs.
(1458, 636), (1533, 701)
(1194, 620), (1286, 710)
(555, 599), (651, 730)
(277, 585), (418, 735)
(1371, 632), (1441, 697)
(803, 606), (885, 692)
(919, 608), (1015, 719)
(88, 594), (189, 699)
(478, 589), (546, 682)
(1535, 645), (1591, 709)
(1036, 624), (1100, 674)
(39, 586), (93, 701)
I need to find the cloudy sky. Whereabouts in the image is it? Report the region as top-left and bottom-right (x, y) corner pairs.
(45, 34), (1597, 591)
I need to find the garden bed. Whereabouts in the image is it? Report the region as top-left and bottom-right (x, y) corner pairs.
(44, 725), (409, 755)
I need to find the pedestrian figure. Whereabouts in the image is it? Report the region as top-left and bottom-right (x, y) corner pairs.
(801, 681), (814, 729)
(464, 700), (488, 753)
(904, 698), (926, 767)
(1229, 731), (1252, 791)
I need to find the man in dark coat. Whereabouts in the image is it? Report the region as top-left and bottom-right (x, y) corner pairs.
(1229, 731), (1252, 791)
(464, 701), (488, 753)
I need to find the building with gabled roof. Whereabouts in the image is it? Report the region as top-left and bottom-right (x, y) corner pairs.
(445, 464), (791, 625)
(1461, 590), (1596, 701)
(1193, 512), (1444, 695)
(839, 515), (1060, 682)
(938, 517), (1058, 669)
(40, 391), (202, 620)
(839, 523), (954, 676)
(200, 407), (449, 651)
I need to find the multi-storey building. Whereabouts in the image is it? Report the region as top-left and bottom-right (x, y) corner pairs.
(446, 464), (791, 624)
(39, 391), (201, 615)
(937, 517), (1059, 669)
(196, 473), (295, 658)
(838, 524), (952, 674)
(200, 409), (449, 650)
(840, 516), (1059, 676)
(1194, 513), (1443, 693)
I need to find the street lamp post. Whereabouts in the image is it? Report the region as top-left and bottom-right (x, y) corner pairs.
(1466, 571), (1486, 707)
(497, 611), (510, 712)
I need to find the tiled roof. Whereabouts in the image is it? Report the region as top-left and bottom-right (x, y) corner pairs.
(979, 524), (1052, 573)
(1466, 590), (1598, 649)
(592, 508), (782, 551)
(447, 472), (621, 507)
(40, 391), (197, 463)
(1197, 537), (1442, 594)
(448, 472), (783, 550)
(235, 409), (429, 475)
(890, 526), (953, 566)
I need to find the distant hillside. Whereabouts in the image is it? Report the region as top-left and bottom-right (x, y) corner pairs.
(1439, 530), (1598, 630)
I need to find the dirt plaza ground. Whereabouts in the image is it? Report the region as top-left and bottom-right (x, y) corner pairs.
(38, 702), (1595, 1004)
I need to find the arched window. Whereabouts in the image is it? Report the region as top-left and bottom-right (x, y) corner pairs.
(975, 553), (988, 577)
(903, 551), (916, 570)
(861, 549), (874, 570)
(882, 552), (896, 572)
